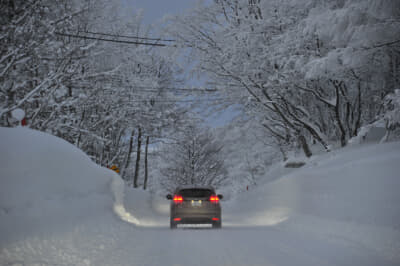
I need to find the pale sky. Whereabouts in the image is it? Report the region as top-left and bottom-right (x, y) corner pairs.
(121, 0), (238, 126)
(122, 0), (200, 24)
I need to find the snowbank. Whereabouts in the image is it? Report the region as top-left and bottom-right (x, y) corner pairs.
(224, 141), (400, 262)
(0, 127), (135, 243)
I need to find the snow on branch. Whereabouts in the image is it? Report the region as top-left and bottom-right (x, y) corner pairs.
(0, 73), (59, 118)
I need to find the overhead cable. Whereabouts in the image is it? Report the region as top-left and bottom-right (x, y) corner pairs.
(79, 30), (176, 42)
(54, 32), (171, 47)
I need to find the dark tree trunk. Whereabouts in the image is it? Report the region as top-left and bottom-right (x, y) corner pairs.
(279, 144), (288, 161)
(133, 127), (142, 188)
(334, 84), (347, 147)
(345, 102), (352, 138)
(8, 0), (15, 21)
(190, 140), (196, 185)
(76, 109), (85, 148)
(353, 81), (362, 137)
(143, 136), (149, 190)
(121, 129), (134, 180)
(298, 135), (312, 158)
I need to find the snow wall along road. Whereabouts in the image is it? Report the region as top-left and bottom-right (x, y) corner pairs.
(0, 127), (139, 244)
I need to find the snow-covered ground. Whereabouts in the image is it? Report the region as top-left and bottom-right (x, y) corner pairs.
(1, 127), (400, 265)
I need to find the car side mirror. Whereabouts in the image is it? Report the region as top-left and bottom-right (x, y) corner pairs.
(217, 194), (223, 200)
(166, 194), (172, 200)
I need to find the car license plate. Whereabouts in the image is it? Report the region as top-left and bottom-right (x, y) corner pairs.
(191, 200), (202, 207)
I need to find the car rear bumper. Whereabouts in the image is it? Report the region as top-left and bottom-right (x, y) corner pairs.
(176, 217), (220, 224)
(172, 210), (221, 224)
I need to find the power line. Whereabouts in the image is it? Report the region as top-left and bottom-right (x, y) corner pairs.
(99, 83), (218, 92)
(125, 86), (217, 93)
(78, 80), (219, 93)
(131, 85), (216, 91)
(113, 97), (247, 104)
(125, 89), (216, 94)
(79, 30), (176, 42)
(78, 83), (219, 93)
(75, 79), (219, 93)
(54, 32), (171, 47)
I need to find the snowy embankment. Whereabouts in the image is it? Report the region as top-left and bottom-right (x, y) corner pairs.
(0, 127), (139, 262)
(223, 142), (400, 261)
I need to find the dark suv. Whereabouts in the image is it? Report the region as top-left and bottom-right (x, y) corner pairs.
(166, 186), (223, 229)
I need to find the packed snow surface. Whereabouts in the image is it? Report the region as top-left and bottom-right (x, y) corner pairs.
(1, 127), (400, 265)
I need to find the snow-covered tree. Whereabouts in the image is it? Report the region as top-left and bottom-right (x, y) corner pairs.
(0, 0), (93, 125)
(159, 122), (228, 191)
(0, 0), (187, 188)
(381, 89), (400, 141)
(165, 0), (400, 156)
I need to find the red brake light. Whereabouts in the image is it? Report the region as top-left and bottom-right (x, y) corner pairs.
(173, 195), (183, 203)
(210, 195), (219, 203)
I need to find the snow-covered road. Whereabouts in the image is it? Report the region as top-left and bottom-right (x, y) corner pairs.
(3, 205), (397, 266)
(3, 211), (396, 266)
(1, 127), (400, 265)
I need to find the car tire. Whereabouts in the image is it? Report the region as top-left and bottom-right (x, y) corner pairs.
(212, 221), (222, 229)
(170, 219), (177, 229)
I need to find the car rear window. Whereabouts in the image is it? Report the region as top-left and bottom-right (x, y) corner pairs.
(179, 189), (213, 198)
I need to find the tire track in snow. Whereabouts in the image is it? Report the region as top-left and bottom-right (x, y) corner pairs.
(110, 173), (141, 225)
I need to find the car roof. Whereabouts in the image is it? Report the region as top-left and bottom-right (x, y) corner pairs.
(175, 185), (215, 192)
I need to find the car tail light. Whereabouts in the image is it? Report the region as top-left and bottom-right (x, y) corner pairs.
(209, 195), (219, 203)
(212, 218), (220, 221)
(174, 218), (181, 221)
(173, 195), (183, 203)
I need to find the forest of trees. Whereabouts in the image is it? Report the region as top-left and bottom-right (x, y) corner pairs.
(166, 0), (400, 159)
(159, 123), (228, 191)
(0, 0), (189, 189)
(1, 0), (399, 192)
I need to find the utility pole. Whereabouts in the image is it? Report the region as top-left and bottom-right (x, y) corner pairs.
(133, 127), (142, 188)
(143, 136), (150, 190)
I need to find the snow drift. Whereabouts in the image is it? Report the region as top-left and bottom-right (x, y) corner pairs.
(0, 127), (137, 244)
(224, 141), (400, 262)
